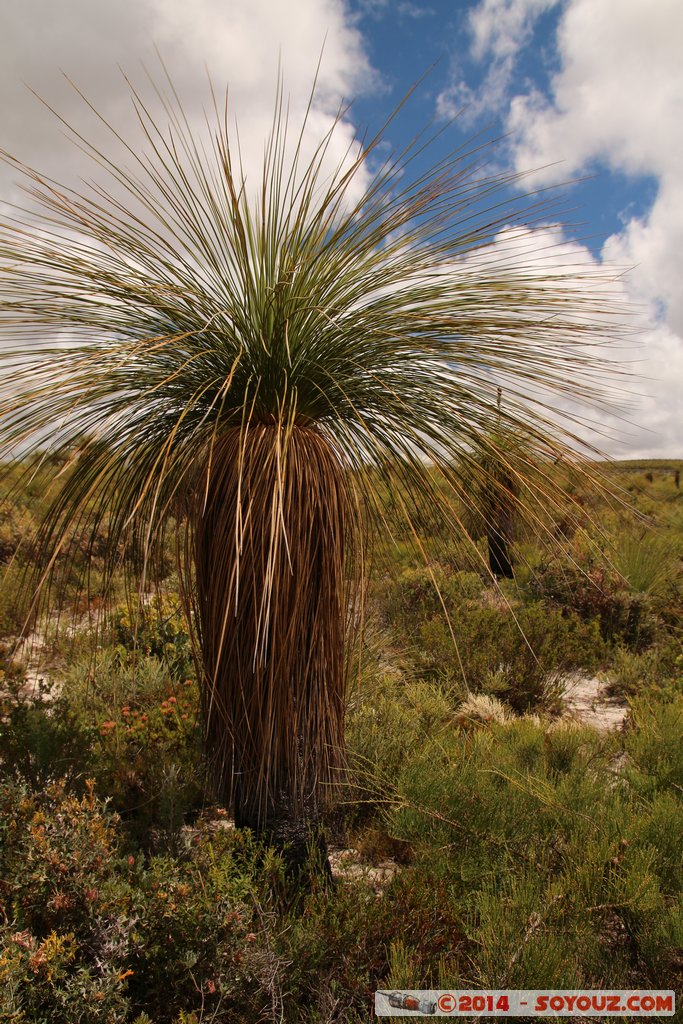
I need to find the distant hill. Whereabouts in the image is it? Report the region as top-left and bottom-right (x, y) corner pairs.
(598, 458), (683, 473)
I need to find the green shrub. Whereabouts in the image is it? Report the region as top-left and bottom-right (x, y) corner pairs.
(379, 565), (483, 625)
(110, 596), (194, 682)
(0, 774), (439, 1023)
(375, 710), (683, 990)
(387, 719), (620, 873)
(607, 644), (682, 700)
(380, 566), (606, 712)
(0, 650), (204, 847)
(0, 673), (94, 790)
(471, 870), (598, 988)
(416, 602), (602, 711)
(63, 650), (203, 847)
(0, 778), (135, 1022)
(346, 674), (456, 808)
(612, 530), (681, 598)
(631, 791), (683, 896)
(0, 501), (36, 564)
(0, 779), (127, 936)
(0, 777), (277, 1022)
(623, 696), (683, 797)
(127, 828), (277, 1018)
(530, 559), (662, 649)
(0, 563), (33, 637)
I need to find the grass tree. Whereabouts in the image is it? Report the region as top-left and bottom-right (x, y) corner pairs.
(462, 390), (528, 580)
(0, 71), (623, 867)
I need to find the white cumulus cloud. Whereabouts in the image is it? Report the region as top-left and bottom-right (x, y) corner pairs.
(0, 0), (372, 203)
(437, 0), (560, 125)
(446, 0), (683, 457)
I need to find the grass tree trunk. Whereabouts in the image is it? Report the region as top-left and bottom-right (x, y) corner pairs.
(487, 522), (514, 579)
(193, 422), (349, 875)
(486, 478), (516, 579)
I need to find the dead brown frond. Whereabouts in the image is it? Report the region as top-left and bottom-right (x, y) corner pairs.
(191, 421), (354, 832)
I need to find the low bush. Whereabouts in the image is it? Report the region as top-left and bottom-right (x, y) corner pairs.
(0, 673), (94, 790)
(606, 644), (682, 700)
(381, 568), (605, 710)
(0, 650), (203, 848)
(418, 603), (602, 711)
(530, 559), (662, 649)
(346, 674), (456, 807)
(111, 596), (194, 682)
(375, 701), (683, 991)
(380, 566), (485, 625)
(0, 777), (283, 1022)
(0, 778), (136, 1021)
(0, 563), (33, 637)
(1, 667), (682, 1019)
(612, 530), (681, 598)
(623, 695), (683, 797)
(0, 772), (472, 1022)
(0, 501), (36, 564)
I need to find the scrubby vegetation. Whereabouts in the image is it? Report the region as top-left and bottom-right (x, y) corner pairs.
(0, 459), (681, 1021)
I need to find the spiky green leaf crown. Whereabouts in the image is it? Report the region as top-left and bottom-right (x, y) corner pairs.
(0, 68), (628, 599)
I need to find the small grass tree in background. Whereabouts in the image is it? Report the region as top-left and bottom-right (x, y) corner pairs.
(0, 68), (626, 871)
(469, 389), (520, 580)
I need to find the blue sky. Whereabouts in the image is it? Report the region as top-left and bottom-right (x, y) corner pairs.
(348, 0), (662, 265)
(0, 0), (681, 456)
